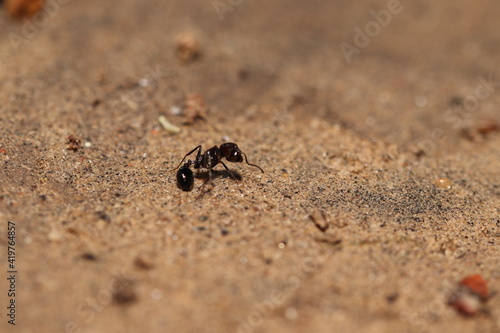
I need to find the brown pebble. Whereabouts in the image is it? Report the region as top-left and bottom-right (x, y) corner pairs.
(91, 99), (101, 108)
(81, 252), (98, 261)
(477, 121), (499, 136)
(175, 33), (201, 64)
(113, 278), (138, 305)
(434, 178), (452, 190)
(386, 292), (399, 303)
(448, 274), (489, 316)
(66, 135), (82, 152)
(460, 274), (489, 300)
(134, 254), (155, 270)
(6, 0), (44, 19)
(96, 211), (111, 222)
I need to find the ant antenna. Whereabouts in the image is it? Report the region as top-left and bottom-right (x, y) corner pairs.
(242, 153), (264, 173)
(172, 145), (201, 171)
(172, 157), (192, 171)
(172, 157), (187, 171)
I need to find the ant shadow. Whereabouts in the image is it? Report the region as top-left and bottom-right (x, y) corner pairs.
(194, 169), (242, 181)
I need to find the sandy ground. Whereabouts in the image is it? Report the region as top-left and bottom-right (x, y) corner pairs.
(0, 0), (499, 332)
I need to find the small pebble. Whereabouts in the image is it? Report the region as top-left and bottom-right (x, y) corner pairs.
(477, 121), (499, 135)
(175, 32), (201, 64)
(7, 0), (44, 18)
(67, 135), (82, 152)
(415, 95), (428, 107)
(435, 178), (452, 189)
(151, 289), (163, 300)
(138, 78), (150, 87)
(81, 252), (98, 261)
(448, 274), (489, 316)
(134, 254), (155, 270)
(460, 274), (488, 300)
(284, 307), (298, 320)
(170, 106), (182, 116)
(48, 229), (62, 242)
(112, 278), (138, 305)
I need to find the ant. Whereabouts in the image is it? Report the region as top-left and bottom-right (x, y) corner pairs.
(174, 142), (264, 191)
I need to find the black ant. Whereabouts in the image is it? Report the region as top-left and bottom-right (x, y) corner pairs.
(174, 142), (264, 191)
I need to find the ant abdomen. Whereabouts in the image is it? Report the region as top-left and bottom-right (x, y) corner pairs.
(176, 163), (194, 191)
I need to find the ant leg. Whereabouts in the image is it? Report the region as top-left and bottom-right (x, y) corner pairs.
(220, 161), (238, 179)
(208, 159), (213, 181)
(172, 145), (202, 170)
(242, 153), (264, 173)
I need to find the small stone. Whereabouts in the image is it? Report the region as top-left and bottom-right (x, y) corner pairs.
(460, 274), (488, 300)
(448, 274), (489, 316)
(81, 252), (98, 261)
(435, 178), (452, 190)
(66, 135), (82, 152)
(284, 307), (298, 320)
(175, 32), (201, 64)
(48, 229), (62, 242)
(150, 289), (163, 300)
(134, 254), (155, 270)
(112, 278), (138, 305)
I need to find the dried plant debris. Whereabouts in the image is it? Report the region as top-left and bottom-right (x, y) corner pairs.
(308, 209), (330, 232)
(448, 274), (490, 316)
(182, 93), (207, 125)
(158, 115), (181, 134)
(6, 0), (44, 18)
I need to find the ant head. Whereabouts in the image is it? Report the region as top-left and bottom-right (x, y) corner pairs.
(220, 143), (243, 162)
(227, 150), (243, 163)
